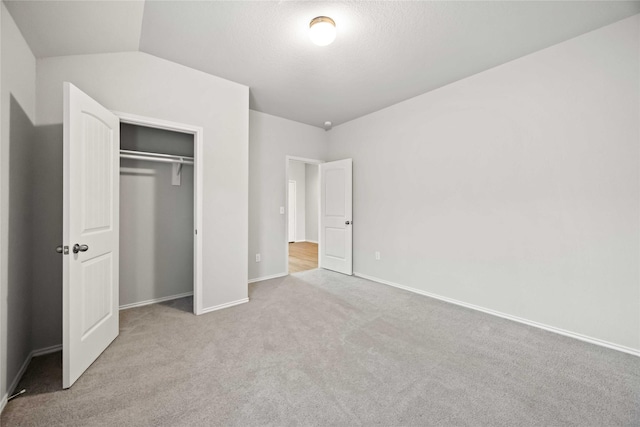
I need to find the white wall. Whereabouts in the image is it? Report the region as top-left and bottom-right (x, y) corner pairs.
(33, 51), (248, 337)
(0, 1), (36, 407)
(119, 124), (194, 307)
(327, 15), (640, 352)
(305, 164), (319, 243)
(249, 110), (327, 281)
(288, 160), (306, 242)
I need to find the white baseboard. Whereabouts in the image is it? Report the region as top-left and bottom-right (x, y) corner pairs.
(305, 240), (318, 244)
(5, 351), (34, 405)
(354, 272), (640, 358)
(248, 272), (288, 283)
(200, 298), (249, 314)
(1, 343), (63, 414)
(119, 291), (193, 310)
(32, 344), (62, 357)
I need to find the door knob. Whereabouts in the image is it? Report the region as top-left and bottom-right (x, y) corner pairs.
(56, 245), (69, 255)
(345, 220), (351, 225)
(73, 244), (89, 254)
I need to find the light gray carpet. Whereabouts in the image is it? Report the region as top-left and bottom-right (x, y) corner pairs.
(2, 269), (639, 426)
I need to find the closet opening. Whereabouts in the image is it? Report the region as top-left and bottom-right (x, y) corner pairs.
(116, 113), (204, 315)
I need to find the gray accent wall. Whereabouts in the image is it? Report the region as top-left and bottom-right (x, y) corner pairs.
(1, 3), (37, 402)
(119, 124), (194, 306)
(327, 15), (640, 352)
(5, 97), (34, 395)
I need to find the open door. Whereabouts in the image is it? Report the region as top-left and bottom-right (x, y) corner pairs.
(319, 159), (352, 275)
(62, 82), (120, 388)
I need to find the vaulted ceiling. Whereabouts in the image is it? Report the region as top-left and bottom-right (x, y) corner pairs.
(5, 1), (640, 127)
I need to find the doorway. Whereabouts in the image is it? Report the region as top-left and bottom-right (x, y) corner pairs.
(119, 123), (194, 311)
(116, 112), (204, 314)
(286, 156), (322, 274)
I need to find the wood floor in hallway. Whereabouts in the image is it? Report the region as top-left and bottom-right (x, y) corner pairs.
(289, 241), (318, 273)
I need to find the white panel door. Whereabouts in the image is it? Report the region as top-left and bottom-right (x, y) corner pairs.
(63, 82), (120, 389)
(319, 159), (352, 275)
(288, 181), (296, 242)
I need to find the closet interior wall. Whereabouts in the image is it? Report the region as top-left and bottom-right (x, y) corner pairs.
(119, 123), (194, 307)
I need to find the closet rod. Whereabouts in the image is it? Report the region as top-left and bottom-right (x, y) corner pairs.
(120, 154), (194, 165)
(120, 149), (194, 165)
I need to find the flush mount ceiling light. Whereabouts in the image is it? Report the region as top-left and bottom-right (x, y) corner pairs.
(309, 16), (336, 46)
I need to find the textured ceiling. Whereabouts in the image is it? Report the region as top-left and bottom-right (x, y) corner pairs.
(5, 1), (640, 127)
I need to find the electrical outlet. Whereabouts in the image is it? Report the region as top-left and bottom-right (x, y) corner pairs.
(375, 251), (380, 260)
(280, 207), (285, 214)
(255, 254), (261, 262)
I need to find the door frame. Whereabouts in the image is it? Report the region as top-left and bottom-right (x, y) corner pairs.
(114, 111), (205, 315)
(285, 156), (324, 274)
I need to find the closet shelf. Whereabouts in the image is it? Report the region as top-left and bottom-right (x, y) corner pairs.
(119, 149), (194, 165)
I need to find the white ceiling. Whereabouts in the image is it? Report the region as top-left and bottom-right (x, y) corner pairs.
(5, 1), (640, 127)
(4, 0), (144, 57)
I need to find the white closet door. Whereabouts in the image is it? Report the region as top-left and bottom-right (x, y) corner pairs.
(63, 82), (120, 388)
(319, 159), (352, 275)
